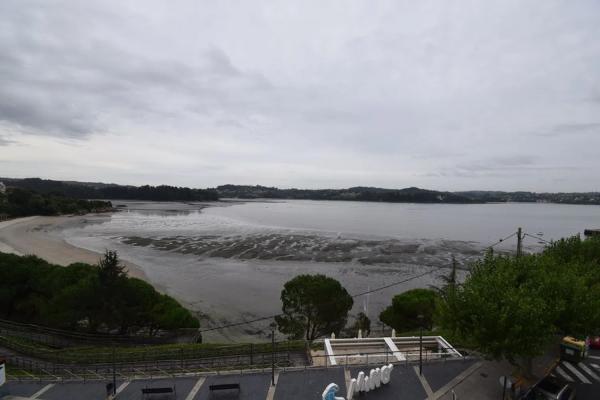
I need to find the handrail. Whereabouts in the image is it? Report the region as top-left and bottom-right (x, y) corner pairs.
(0, 318), (196, 344)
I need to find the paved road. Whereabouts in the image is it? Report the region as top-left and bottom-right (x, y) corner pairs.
(1, 358), (479, 400)
(546, 348), (600, 400)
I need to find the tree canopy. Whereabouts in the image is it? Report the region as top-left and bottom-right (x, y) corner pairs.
(216, 185), (478, 203)
(3, 178), (219, 202)
(98, 250), (127, 285)
(348, 312), (371, 337)
(379, 288), (438, 332)
(437, 235), (600, 371)
(275, 274), (353, 340)
(0, 187), (111, 217)
(0, 251), (199, 335)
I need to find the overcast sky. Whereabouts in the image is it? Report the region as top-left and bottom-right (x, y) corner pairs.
(1, 1), (599, 191)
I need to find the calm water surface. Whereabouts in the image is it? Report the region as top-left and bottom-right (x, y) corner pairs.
(63, 200), (600, 341)
(204, 200), (600, 243)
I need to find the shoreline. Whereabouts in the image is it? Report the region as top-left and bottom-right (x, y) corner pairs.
(0, 201), (550, 343)
(0, 214), (147, 281)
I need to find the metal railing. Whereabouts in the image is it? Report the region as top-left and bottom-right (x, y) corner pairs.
(3, 344), (475, 382)
(0, 319), (197, 347)
(0, 335), (305, 365)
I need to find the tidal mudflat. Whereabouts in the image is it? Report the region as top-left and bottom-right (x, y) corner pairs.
(120, 234), (484, 267)
(6, 199), (599, 341)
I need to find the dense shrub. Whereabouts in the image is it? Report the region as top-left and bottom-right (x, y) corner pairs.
(437, 235), (600, 373)
(0, 252), (199, 335)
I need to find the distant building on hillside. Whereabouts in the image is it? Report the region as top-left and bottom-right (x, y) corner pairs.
(0, 182), (5, 194)
(584, 229), (600, 237)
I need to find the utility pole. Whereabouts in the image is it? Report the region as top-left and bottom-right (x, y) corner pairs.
(418, 314), (424, 376)
(112, 346), (116, 397)
(271, 325), (276, 386)
(516, 227), (523, 258)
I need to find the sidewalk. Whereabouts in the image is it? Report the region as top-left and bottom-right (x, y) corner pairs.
(436, 349), (559, 399)
(436, 360), (512, 400)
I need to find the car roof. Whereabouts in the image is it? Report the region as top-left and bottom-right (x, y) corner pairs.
(537, 375), (567, 394)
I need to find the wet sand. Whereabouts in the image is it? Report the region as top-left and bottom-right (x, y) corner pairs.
(0, 211), (476, 342)
(0, 205), (499, 343)
(0, 215), (147, 280)
(0, 199), (574, 343)
(120, 233), (484, 267)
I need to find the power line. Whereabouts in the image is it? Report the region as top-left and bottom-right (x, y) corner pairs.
(351, 270), (436, 298)
(199, 314), (281, 333)
(198, 230), (519, 334)
(199, 269), (439, 333)
(486, 231), (518, 249)
(523, 232), (552, 244)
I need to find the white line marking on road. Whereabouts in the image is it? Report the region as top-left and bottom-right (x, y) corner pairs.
(554, 366), (574, 382)
(591, 363), (600, 370)
(588, 355), (600, 360)
(413, 366), (434, 397)
(578, 363), (600, 382)
(31, 383), (55, 399)
(429, 362), (483, 400)
(115, 381), (130, 395)
(563, 362), (591, 384)
(185, 377), (206, 400)
(266, 372), (279, 400)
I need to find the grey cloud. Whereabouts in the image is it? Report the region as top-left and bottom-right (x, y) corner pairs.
(451, 156), (537, 173)
(0, 44), (271, 136)
(429, 155), (585, 179)
(1, 0), (600, 191)
(0, 136), (15, 146)
(0, 4), (273, 137)
(538, 123), (600, 137)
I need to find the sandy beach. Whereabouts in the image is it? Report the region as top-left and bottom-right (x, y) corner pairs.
(0, 215), (147, 280)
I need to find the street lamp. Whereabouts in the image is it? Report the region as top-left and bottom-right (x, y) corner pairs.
(417, 314), (424, 376)
(112, 346), (116, 396)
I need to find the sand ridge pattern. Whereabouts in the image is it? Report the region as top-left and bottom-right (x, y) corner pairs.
(121, 233), (486, 268)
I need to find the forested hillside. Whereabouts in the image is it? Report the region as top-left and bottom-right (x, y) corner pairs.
(217, 185), (479, 203)
(1, 178), (219, 202)
(0, 187), (112, 217)
(4, 178), (600, 205)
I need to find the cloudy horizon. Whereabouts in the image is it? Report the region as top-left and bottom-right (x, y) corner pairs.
(1, 1), (599, 192)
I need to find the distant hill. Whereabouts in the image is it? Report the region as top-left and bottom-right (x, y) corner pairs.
(217, 185), (600, 205)
(1, 178), (219, 202)
(456, 190), (600, 205)
(3, 178), (599, 205)
(217, 185), (479, 203)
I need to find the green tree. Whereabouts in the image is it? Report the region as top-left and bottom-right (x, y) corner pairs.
(0, 187), (112, 217)
(379, 288), (438, 332)
(441, 255), (458, 288)
(0, 252), (199, 335)
(275, 274), (353, 340)
(349, 312), (371, 337)
(437, 238), (600, 376)
(430, 255), (459, 300)
(98, 250), (127, 285)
